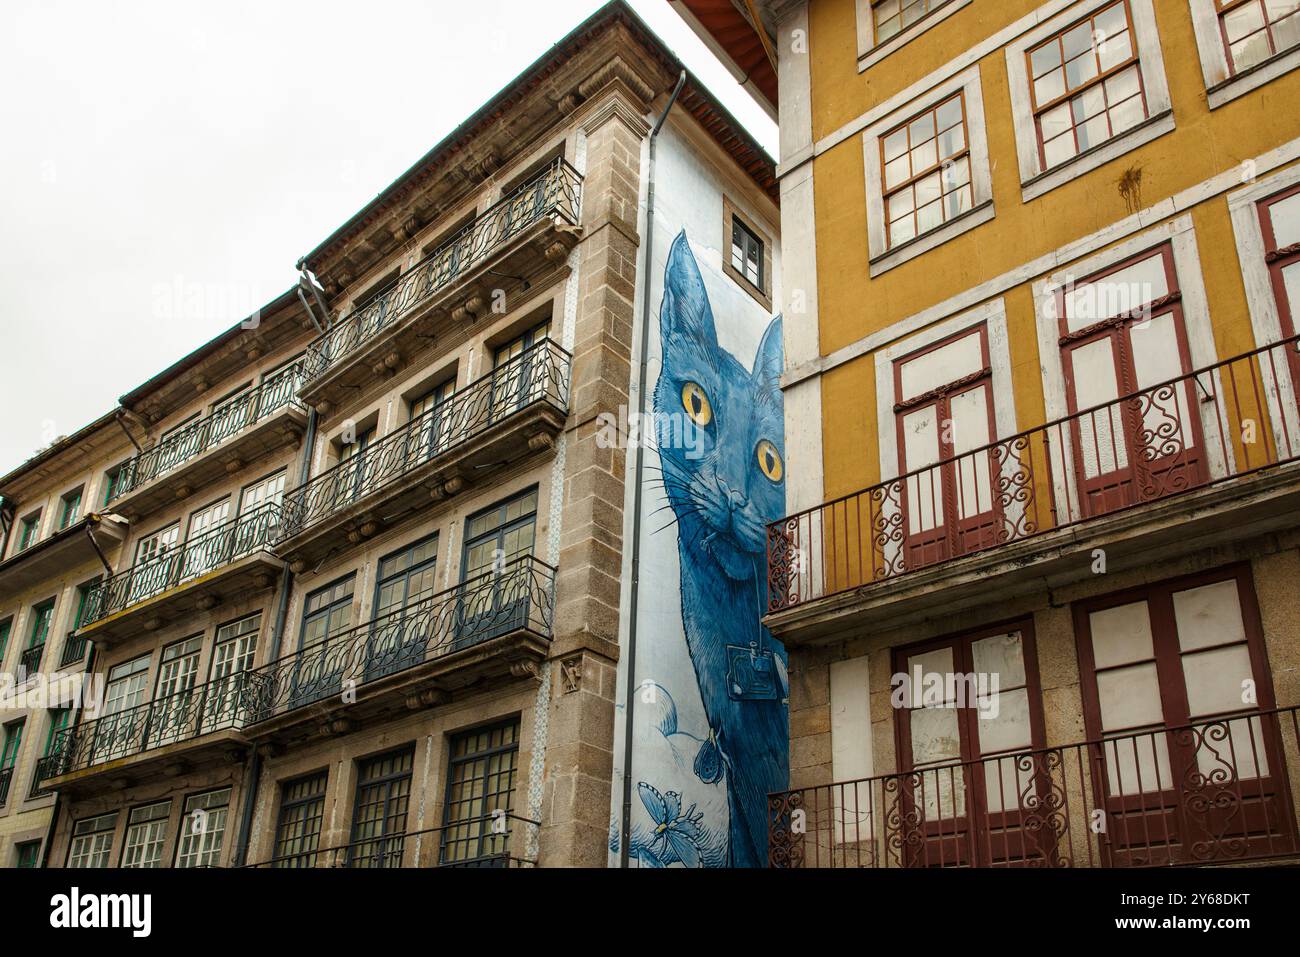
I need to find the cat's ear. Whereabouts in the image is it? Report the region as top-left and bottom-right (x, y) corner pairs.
(661, 230), (719, 351)
(752, 315), (783, 390)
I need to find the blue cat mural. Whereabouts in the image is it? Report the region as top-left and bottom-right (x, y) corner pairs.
(645, 230), (788, 868)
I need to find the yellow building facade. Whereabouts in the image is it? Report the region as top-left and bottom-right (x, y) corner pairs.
(679, 0), (1300, 867)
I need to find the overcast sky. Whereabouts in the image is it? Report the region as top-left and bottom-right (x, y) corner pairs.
(0, 0), (775, 476)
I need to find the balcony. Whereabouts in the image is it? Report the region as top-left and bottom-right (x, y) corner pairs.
(275, 340), (569, 568)
(77, 502), (283, 646)
(767, 336), (1300, 640)
(36, 670), (250, 793)
(243, 814), (539, 868)
(108, 366), (307, 522)
(59, 631), (88, 669)
(769, 706), (1300, 868)
(0, 767), (11, 807)
(0, 514), (126, 595)
(298, 158), (582, 413)
(19, 642), (44, 676)
(244, 556), (554, 742)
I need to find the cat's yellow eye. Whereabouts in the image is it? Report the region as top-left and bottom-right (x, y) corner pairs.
(681, 382), (712, 426)
(756, 440), (783, 482)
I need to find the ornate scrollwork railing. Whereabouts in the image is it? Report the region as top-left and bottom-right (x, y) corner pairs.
(111, 364), (304, 501)
(79, 502), (282, 627)
(768, 705), (1300, 868)
(302, 158), (582, 382)
(242, 555), (554, 722)
(767, 334), (1300, 612)
(278, 339), (569, 539)
(37, 558), (556, 783)
(36, 669), (254, 780)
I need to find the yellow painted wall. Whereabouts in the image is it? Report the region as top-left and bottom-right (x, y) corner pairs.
(803, 0), (1300, 500)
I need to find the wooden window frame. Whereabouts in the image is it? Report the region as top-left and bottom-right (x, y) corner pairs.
(1216, 0), (1300, 75)
(722, 196), (774, 310)
(855, 0), (972, 71)
(272, 769), (329, 868)
(1258, 182), (1300, 389)
(881, 91), (973, 252)
(1025, 0), (1149, 172)
(891, 618), (1049, 867)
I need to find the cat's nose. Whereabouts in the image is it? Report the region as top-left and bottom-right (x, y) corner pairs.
(727, 488), (747, 511)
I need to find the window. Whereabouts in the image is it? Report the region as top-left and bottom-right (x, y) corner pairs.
(152, 636), (202, 745)
(121, 801), (170, 868)
(134, 522), (180, 566)
(67, 812), (116, 867)
(731, 217), (764, 289)
(15, 841), (40, 868)
(1055, 244), (1203, 517)
(239, 469), (287, 514)
(368, 535), (440, 678)
(893, 622), (1046, 866)
(882, 93), (972, 250)
(862, 67), (993, 273)
(300, 575), (355, 651)
(1259, 185), (1300, 387)
(1005, 0), (1172, 200)
(17, 512), (40, 551)
(102, 461), (129, 505)
(22, 601), (53, 674)
(104, 654), (151, 715)
(1075, 565), (1284, 863)
(408, 379), (456, 460)
(348, 747), (414, 867)
(94, 654), (151, 764)
(488, 320), (553, 421)
(440, 720), (520, 866)
(1, 720), (23, 770)
(57, 488), (83, 530)
(181, 497), (231, 580)
(1190, 0), (1300, 105)
(855, 0), (971, 70)
(893, 325), (998, 568)
(462, 488), (538, 583)
(274, 771), (328, 868)
(31, 708), (70, 799)
(1217, 0), (1300, 74)
(175, 788), (231, 868)
(206, 614), (259, 729)
(0, 619), (10, 669)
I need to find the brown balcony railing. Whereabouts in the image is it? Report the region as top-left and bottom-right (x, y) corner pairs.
(301, 158), (582, 383)
(0, 766), (12, 807)
(769, 705), (1300, 868)
(277, 339), (569, 540)
(59, 631), (88, 669)
(243, 814), (540, 868)
(19, 642), (45, 676)
(110, 364), (304, 501)
(767, 335), (1300, 612)
(79, 502), (281, 627)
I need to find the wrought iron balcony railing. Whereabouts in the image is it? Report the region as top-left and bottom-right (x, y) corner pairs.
(38, 557), (555, 782)
(0, 767), (11, 807)
(302, 158), (582, 383)
(769, 705), (1300, 868)
(767, 335), (1300, 613)
(110, 364), (304, 501)
(243, 555), (554, 721)
(19, 642), (45, 676)
(278, 339), (570, 539)
(59, 631), (88, 669)
(243, 814), (540, 868)
(80, 502), (282, 627)
(36, 668), (251, 781)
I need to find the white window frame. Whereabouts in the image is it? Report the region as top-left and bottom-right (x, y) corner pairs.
(1005, 0), (1174, 203)
(862, 65), (995, 275)
(1227, 161), (1300, 451)
(856, 0), (974, 71)
(1189, 0), (1300, 108)
(120, 801), (171, 868)
(1030, 213), (1230, 511)
(175, 787), (232, 868)
(67, 813), (117, 868)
